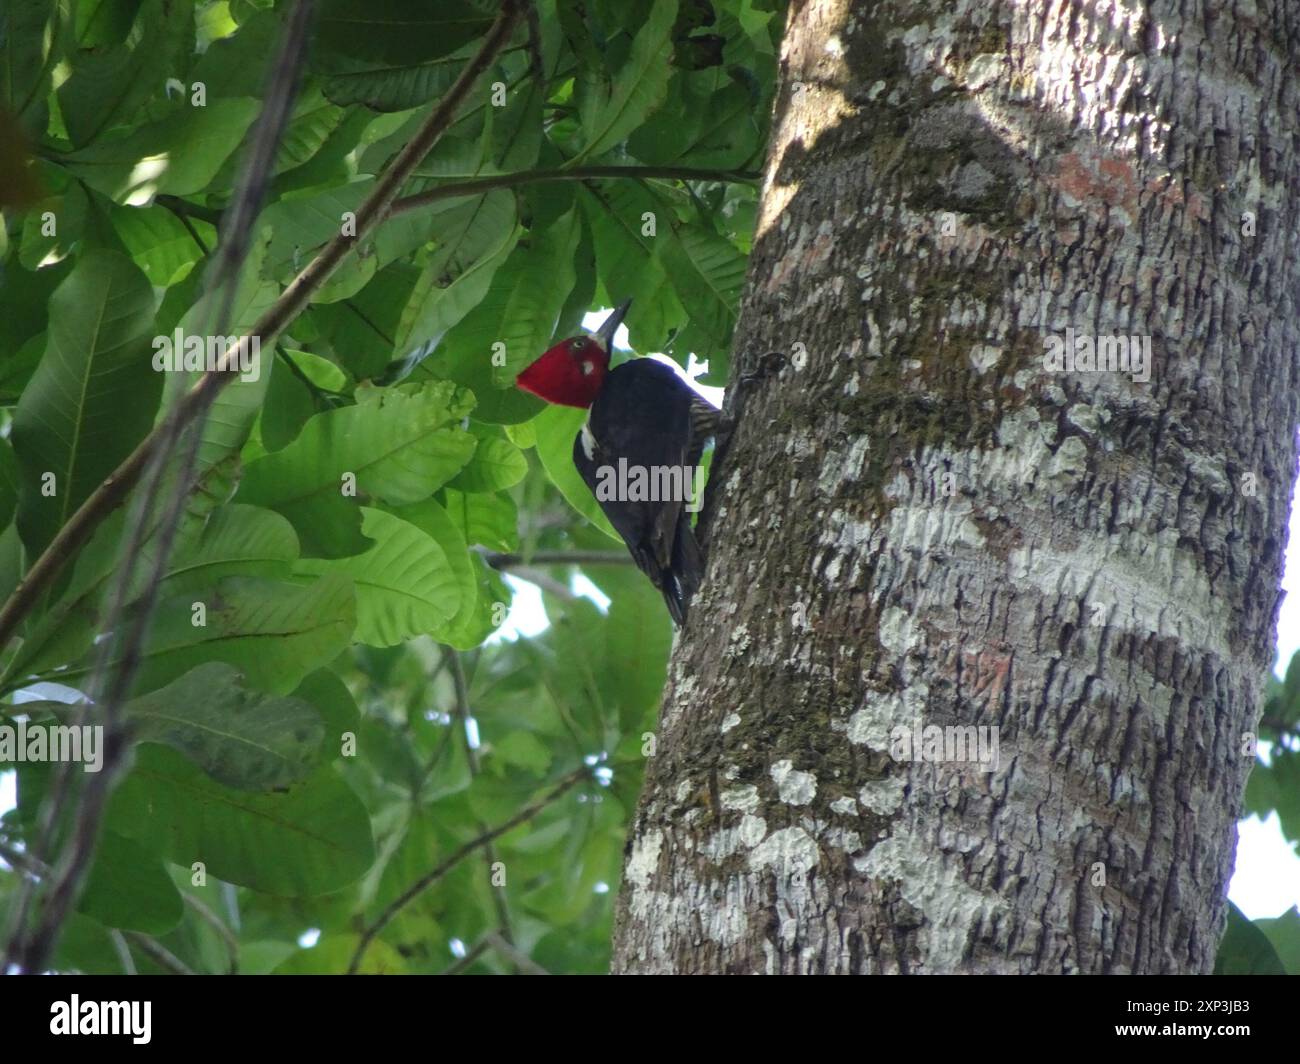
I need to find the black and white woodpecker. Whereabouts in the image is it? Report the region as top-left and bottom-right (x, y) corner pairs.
(515, 300), (720, 626)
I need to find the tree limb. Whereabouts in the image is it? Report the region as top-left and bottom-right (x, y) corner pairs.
(389, 165), (760, 217)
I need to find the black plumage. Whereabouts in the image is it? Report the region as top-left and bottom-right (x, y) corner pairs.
(572, 358), (718, 626)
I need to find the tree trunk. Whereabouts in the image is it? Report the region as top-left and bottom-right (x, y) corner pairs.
(611, 0), (1300, 974)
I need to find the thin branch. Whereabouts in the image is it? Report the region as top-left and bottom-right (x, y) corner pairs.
(486, 931), (550, 975)
(346, 765), (588, 975)
(481, 549), (632, 569)
(390, 165), (760, 217)
(182, 893), (240, 975)
(504, 568), (578, 600)
(123, 932), (194, 976)
(0, 0), (527, 662)
(155, 194), (223, 227)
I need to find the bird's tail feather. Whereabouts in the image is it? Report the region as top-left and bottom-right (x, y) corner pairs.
(662, 514), (703, 627)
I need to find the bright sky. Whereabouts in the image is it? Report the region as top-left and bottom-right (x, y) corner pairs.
(0, 315), (1295, 924)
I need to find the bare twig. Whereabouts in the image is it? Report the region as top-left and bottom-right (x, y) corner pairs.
(486, 931), (550, 975)
(124, 932), (194, 976)
(390, 165), (759, 217)
(481, 549), (632, 569)
(346, 764), (588, 975)
(182, 894), (241, 975)
(504, 568), (578, 600)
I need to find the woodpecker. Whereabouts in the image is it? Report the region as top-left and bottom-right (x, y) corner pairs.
(516, 300), (720, 626)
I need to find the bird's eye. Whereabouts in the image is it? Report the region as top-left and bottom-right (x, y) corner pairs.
(572, 338), (587, 352)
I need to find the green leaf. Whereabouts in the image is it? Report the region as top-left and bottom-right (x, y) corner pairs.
(1255, 907), (1300, 975)
(295, 507), (459, 647)
(0, 437), (18, 530)
(1, 0), (60, 129)
(574, 0), (678, 163)
(78, 830), (184, 934)
(532, 405), (619, 540)
(391, 498), (499, 649)
(628, 71), (761, 169)
(62, 98), (260, 201)
(441, 488), (518, 552)
(11, 247), (159, 556)
(322, 45), (472, 112)
(56, 0), (194, 148)
(163, 503), (299, 596)
(448, 435), (527, 493)
(55, 575), (356, 697)
(110, 202), (210, 286)
(657, 219), (746, 365)
(394, 190), (520, 361)
(126, 662), (326, 790)
(1214, 901), (1286, 974)
(316, 0), (494, 67)
(107, 744), (375, 896)
(488, 77), (544, 171)
(579, 182), (682, 353)
(292, 668), (360, 754)
(491, 205), (582, 385)
(237, 381), (477, 557)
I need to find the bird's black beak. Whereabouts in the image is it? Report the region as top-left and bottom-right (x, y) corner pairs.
(595, 298), (631, 349)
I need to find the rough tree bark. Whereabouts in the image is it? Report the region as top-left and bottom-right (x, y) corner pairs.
(611, 0), (1300, 974)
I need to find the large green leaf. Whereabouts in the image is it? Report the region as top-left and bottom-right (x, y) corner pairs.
(316, 0), (494, 67)
(236, 381), (477, 557)
(162, 503), (300, 596)
(579, 182), (682, 354)
(322, 44), (472, 112)
(394, 190), (520, 362)
(107, 744), (375, 896)
(295, 507), (459, 647)
(56, 0), (194, 148)
(628, 70), (762, 169)
(447, 434), (527, 493)
(532, 405), (618, 540)
(62, 98), (260, 202)
(0, 460), (243, 694)
(110, 202), (211, 286)
(127, 662), (326, 790)
(53, 574), (356, 696)
(491, 205), (581, 385)
(1, 0), (60, 129)
(11, 247), (159, 556)
(78, 830), (184, 934)
(657, 219), (747, 368)
(391, 498), (497, 650)
(573, 0), (678, 163)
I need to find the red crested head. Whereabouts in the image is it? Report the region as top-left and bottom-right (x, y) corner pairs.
(515, 299), (630, 408)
